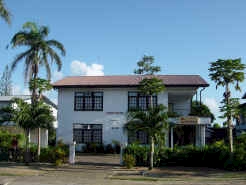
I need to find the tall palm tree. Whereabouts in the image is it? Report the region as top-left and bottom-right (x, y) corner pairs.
(0, 0), (11, 25)
(125, 104), (168, 170)
(209, 58), (245, 153)
(10, 22), (65, 83)
(10, 21), (65, 158)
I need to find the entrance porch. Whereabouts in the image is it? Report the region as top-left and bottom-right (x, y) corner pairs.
(168, 117), (210, 148)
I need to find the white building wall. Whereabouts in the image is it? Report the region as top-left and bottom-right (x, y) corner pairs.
(30, 128), (48, 147)
(172, 98), (191, 116)
(57, 87), (169, 145)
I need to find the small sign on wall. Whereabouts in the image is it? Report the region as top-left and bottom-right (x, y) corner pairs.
(106, 112), (124, 115)
(179, 116), (199, 124)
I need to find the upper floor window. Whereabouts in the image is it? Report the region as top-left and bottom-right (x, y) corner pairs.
(128, 92), (157, 111)
(74, 92), (103, 111)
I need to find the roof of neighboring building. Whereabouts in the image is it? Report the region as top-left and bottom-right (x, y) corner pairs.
(242, 93), (246, 99)
(52, 75), (209, 88)
(0, 95), (31, 101)
(0, 95), (57, 109)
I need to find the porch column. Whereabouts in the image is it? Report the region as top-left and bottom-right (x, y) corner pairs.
(170, 127), (174, 149)
(195, 125), (206, 147)
(200, 125), (206, 146)
(195, 125), (201, 147)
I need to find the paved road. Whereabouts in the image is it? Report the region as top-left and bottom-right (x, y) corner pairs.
(0, 155), (246, 185)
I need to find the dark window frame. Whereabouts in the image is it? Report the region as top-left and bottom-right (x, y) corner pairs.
(73, 124), (103, 144)
(74, 92), (103, 111)
(128, 91), (158, 111)
(128, 130), (149, 144)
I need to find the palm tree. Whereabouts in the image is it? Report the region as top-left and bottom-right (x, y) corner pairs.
(125, 104), (168, 170)
(0, 98), (55, 162)
(209, 58), (245, 153)
(0, 0), (11, 25)
(10, 21), (65, 158)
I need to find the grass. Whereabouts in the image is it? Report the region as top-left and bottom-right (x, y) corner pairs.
(0, 172), (23, 176)
(110, 176), (158, 181)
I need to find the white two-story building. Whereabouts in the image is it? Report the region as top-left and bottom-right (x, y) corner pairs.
(53, 75), (211, 150)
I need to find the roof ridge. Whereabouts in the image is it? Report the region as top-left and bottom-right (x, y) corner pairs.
(61, 74), (202, 78)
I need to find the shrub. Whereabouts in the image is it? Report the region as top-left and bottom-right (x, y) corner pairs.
(123, 139), (246, 171)
(124, 143), (149, 166)
(55, 159), (63, 166)
(123, 154), (135, 169)
(83, 143), (105, 153)
(112, 140), (121, 154)
(105, 144), (114, 154)
(39, 141), (69, 164)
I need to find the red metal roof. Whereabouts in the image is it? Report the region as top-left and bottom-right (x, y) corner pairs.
(52, 75), (209, 88)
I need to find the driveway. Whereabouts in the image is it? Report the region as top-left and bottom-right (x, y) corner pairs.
(0, 155), (246, 185)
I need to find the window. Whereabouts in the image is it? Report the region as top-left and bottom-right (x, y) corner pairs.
(168, 103), (174, 113)
(74, 92), (103, 111)
(73, 124), (102, 144)
(128, 92), (157, 111)
(128, 131), (149, 144)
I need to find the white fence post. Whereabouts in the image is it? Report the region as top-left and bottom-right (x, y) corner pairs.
(120, 143), (126, 166)
(69, 141), (76, 164)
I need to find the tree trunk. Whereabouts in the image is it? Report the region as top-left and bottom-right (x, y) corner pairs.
(149, 136), (154, 170)
(37, 127), (41, 160)
(225, 84), (233, 153)
(25, 129), (30, 153)
(24, 128), (30, 164)
(149, 95), (154, 170)
(32, 62), (41, 160)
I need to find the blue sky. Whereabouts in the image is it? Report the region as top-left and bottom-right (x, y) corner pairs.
(1, 0), (246, 124)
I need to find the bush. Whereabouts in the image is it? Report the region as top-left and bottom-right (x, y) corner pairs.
(112, 140), (121, 154)
(83, 143), (105, 153)
(38, 141), (69, 165)
(124, 143), (149, 166)
(0, 130), (25, 162)
(105, 144), (114, 154)
(0, 130), (25, 148)
(123, 154), (135, 169)
(123, 139), (246, 171)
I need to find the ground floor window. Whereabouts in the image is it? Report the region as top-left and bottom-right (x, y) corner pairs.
(73, 124), (102, 144)
(128, 130), (149, 144)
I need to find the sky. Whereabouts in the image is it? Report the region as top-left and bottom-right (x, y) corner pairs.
(1, 0), (246, 124)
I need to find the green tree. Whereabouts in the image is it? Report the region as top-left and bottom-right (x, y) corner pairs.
(10, 22), (65, 104)
(220, 98), (241, 125)
(128, 55), (165, 170)
(0, 0), (11, 25)
(0, 65), (12, 96)
(213, 123), (221, 128)
(209, 58), (245, 153)
(190, 101), (215, 122)
(29, 78), (52, 158)
(125, 105), (168, 169)
(0, 98), (55, 162)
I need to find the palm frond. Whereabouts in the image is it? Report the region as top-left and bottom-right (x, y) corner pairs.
(11, 48), (33, 72)
(47, 47), (62, 71)
(46, 39), (66, 56)
(0, 0), (11, 24)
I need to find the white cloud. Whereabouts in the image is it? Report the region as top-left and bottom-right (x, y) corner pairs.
(12, 84), (30, 95)
(204, 97), (219, 115)
(70, 60), (104, 76)
(52, 71), (63, 82)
